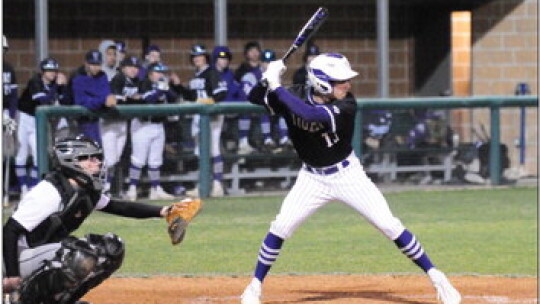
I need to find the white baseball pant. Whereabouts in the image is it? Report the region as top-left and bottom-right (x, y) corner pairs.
(15, 112), (37, 166)
(191, 114), (224, 157)
(269, 153), (405, 240)
(100, 119), (127, 168)
(130, 118), (165, 168)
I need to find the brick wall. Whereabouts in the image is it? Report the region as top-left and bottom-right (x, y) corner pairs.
(471, 0), (538, 176)
(3, 1), (414, 97)
(3, 0), (537, 176)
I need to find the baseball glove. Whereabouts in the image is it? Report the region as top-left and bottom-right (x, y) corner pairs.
(196, 97), (215, 104)
(165, 197), (203, 245)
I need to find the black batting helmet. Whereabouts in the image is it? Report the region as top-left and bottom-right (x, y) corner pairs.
(40, 57), (60, 71)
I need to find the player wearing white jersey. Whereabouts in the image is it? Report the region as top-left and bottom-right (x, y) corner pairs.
(240, 54), (461, 304)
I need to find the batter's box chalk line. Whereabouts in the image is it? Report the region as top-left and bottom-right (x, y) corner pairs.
(402, 295), (537, 304)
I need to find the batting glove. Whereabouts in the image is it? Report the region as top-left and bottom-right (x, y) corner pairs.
(262, 60), (287, 91)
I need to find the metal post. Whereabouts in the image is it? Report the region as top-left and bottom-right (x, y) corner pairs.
(35, 108), (50, 177)
(489, 106), (501, 185)
(35, 0), (48, 63)
(353, 108), (363, 157)
(198, 113), (212, 197)
(376, 0), (389, 98)
(214, 0), (227, 46)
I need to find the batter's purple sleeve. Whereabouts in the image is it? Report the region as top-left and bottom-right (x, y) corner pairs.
(274, 87), (331, 123)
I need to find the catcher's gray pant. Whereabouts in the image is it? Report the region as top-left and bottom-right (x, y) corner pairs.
(18, 243), (62, 278)
(269, 152), (406, 240)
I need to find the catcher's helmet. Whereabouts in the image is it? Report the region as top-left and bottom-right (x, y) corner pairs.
(52, 135), (105, 191)
(261, 49), (276, 62)
(40, 57), (59, 71)
(307, 53), (358, 95)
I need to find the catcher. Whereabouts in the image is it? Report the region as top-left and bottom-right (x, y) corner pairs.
(2, 135), (201, 304)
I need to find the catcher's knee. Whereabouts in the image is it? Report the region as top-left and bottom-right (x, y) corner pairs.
(19, 236), (99, 304)
(84, 233), (125, 273)
(19, 234), (125, 304)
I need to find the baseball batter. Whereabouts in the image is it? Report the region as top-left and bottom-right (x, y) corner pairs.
(240, 54), (461, 304)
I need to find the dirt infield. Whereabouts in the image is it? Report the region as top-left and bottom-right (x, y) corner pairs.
(83, 275), (537, 304)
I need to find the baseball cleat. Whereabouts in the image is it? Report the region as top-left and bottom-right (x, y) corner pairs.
(211, 180), (225, 197)
(149, 185), (174, 200)
(428, 268), (461, 304)
(125, 185), (137, 201)
(240, 278), (262, 304)
(238, 142), (256, 155)
(186, 186), (200, 197)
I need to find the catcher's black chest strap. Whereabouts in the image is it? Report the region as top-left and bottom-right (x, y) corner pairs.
(25, 172), (99, 247)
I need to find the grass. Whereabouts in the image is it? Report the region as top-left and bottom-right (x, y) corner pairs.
(7, 187), (537, 276)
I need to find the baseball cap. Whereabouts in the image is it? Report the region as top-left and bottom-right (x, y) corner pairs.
(261, 49), (276, 62)
(85, 49), (103, 65)
(120, 56), (141, 68)
(115, 40), (126, 53)
(191, 44), (207, 56)
(212, 46), (232, 60)
(145, 44), (161, 55)
(147, 62), (169, 73)
(40, 58), (59, 71)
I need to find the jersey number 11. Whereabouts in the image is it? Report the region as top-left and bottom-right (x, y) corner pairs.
(322, 132), (340, 148)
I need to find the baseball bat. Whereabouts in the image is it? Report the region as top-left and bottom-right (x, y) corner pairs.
(282, 6), (329, 62)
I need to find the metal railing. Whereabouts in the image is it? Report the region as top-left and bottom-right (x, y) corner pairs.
(36, 95), (538, 197)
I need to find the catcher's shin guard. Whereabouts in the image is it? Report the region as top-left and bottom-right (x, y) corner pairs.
(57, 233), (125, 304)
(19, 237), (99, 304)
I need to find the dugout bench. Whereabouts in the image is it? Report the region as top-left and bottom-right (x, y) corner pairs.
(36, 96), (538, 196)
(364, 146), (456, 183)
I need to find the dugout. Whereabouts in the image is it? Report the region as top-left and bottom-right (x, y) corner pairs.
(3, 0), (538, 196)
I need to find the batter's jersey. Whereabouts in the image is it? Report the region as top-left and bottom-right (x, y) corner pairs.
(110, 73), (140, 105)
(18, 74), (68, 116)
(249, 84), (356, 167)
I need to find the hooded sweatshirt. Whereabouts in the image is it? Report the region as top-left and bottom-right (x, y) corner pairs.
(98, 40), (118, 81)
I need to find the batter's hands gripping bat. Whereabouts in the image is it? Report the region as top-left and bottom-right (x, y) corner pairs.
(282, 6), (329, 63)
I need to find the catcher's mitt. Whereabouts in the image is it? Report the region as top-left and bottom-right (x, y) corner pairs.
(165, 197), (203, 245)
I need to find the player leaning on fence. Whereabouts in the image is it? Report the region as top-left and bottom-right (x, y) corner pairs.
(239, 53), (462, 304)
